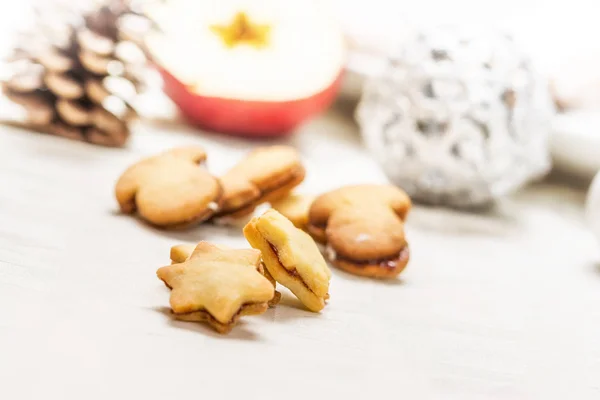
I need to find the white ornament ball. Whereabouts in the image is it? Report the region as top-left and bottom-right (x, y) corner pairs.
(356, 26), (556, 207)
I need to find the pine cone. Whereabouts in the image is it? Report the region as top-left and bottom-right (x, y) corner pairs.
(1, 0), (151, 147)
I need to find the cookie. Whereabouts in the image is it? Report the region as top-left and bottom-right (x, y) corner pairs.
(307, 184), (411, 279)
(115, 147), (222, 228)
(157, 241), (275, 334)
(169, 242), (281, 306)
(244, 209), (331, 312)
(169, 244), (196, 264)
(214, 146), (305, 221)
(270, 193), (315, 230)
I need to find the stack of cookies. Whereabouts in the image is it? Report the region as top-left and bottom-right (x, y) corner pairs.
(157, 209), (331, 334)
(115, 145), (305, 227)
(114, 145), (412, 334)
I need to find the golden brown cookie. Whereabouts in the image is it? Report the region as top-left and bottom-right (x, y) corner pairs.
(157, 241), (275, 334)
(169, 244), (196, 264)
(270, 193), (315, 231)
(307, 184), (411, 279)
(244, 209), (331, 312)
(214, 146), (305, 222)
(115, 147), (222, 228)
(169, 242), (281, 306)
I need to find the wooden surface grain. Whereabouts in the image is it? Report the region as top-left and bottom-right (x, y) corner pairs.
(1, 108), (600, 399)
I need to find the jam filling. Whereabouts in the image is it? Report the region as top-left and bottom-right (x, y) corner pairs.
(310, 222), (327, 230)
(163, 206), (215, 229)
(267, 242), (316, 295)
(221, 170), (302, 215)
(333, 246), (409, 270)
(181, 302), (261, 325)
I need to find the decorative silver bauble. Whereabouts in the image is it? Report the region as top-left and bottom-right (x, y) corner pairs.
(356, 26), (556, 207)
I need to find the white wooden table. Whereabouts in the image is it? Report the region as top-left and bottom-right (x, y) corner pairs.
(1, 103), (600, 399)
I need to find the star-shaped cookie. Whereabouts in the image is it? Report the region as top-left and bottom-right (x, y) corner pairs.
(169, 242), (281, 307)
(157, 241), (275, 334)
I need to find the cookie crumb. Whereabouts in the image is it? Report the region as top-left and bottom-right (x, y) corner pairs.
(354, 233), (371, 243)
(325, 244), (337, 261)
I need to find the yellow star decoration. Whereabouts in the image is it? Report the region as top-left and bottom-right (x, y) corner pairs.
(209, 12), (271, 49)
(157, 242), (275, 334)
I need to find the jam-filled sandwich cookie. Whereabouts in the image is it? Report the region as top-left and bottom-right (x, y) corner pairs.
(157, 241), (275, 334)
(169, 243), (281, 307)
(244, 209), (331, 312)
(115, 146), (222, 229)
(214, 146), (305, 222)
(307, 184), (411, 279)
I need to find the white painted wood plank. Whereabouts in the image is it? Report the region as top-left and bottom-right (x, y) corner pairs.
(1, 110), (600, 399)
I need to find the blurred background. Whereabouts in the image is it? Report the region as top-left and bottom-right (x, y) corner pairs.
(4, 2), (600, 395)
(2, 0), (600, 205)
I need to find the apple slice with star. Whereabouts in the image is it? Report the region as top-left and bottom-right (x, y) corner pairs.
(144, 0), (346, 137)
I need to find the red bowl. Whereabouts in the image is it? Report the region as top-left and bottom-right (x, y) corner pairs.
(158, 67), (343, 138)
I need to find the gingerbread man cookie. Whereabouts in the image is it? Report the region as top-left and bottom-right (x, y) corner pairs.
(214, 146), (305, 221)
(157, 241), (275, 334)
(307, 184), (411, 279)
(115, 147), (222, 228)
(244, 209), (331, 312)
(169, 243), (281, 307)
